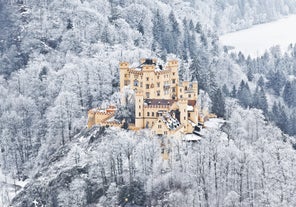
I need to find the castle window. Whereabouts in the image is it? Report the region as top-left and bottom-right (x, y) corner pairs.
(158, 125), (162, 129)
(140, 82), (143, 87)
(164, 131), (167, 135)
(172, 79), (176, 84)
(157, 90), (160, 96)
(125, 74), (127, 78)
(157, 76), (160, 79)
(139, 112), (141, 116)
(146, 84), (149, 89)
(146, 77), (149, 81)
(172, 87), (176, 92)
(157, 82), (160, 87)
(147, 112), (150, 116)
(180, 95), (183, 98)
(146, 92), (150, 98)
(173, 72), (175, 76)
(124, 80), (129, 86)
(188, 113), (191, 117)
(185, 86), (188, 90)
(184, 116), (186, 120)
(139, 105), (141, 109)
(152, 112), (155, 116)
(134, 80), (139, 86)
(189, 94), (191, 98)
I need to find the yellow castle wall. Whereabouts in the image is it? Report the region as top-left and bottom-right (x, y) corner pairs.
(142, 105), (170, 128)
(88, 59), (203, 136)
(120, 60), (179, 100)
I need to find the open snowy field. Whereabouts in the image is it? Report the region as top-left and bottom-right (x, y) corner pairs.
(220, 15), (296, 57)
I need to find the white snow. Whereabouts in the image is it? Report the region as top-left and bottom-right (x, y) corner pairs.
(183, 134), (201, 142)
(220, 15), (296, 57)
(0, 168), (28, 206)
(187, 105), (193, 111)
(204, 118), (225, 129)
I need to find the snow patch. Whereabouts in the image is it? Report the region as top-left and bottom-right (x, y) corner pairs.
(220, 15), (296, 57)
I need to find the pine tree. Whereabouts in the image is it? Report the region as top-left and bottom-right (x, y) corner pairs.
(283, 80), (296, 108)
(270, 102), (288, 133)
(247, 68), (254, 81)
(231, 85), (237, 98)
(253, 86), (268, 114)
(266, 70), (286, 96)
(237, 80), (252, 108)
(257, 76), (265, 88)
(195, 22), (202, 33)
(211, 88), (226, 118)
(288, 111), (296, 135)
(222, 84), (230, 96)
(152, 10), (165, 50)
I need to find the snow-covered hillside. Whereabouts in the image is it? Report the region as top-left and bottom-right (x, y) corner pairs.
(10, 107), (296, 207)
(220, 15), (296, 57)
(1, 0), (296, 206)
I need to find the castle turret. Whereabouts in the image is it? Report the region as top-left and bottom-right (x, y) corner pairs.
(168, 60), (179, 84)
(135, 91), (144, 129)
(119, 62), (130, 93)
(178, 98), (188, 133)
(192, 80), (198, 100)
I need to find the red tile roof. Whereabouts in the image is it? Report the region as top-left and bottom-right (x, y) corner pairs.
(188, 100), (196, 106)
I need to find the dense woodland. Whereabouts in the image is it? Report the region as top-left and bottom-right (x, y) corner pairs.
(0, 0), (296, 206)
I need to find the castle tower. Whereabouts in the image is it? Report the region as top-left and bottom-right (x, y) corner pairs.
(192, 81), (198, 100)
(135, 91), (144, 129)
(119, 62), (130, 93)
(119, 62), (130, 105)
(167, 60), (179, 87)
(179, 99), (188, 133)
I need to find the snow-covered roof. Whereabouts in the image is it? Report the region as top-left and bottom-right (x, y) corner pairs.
(183, 134), (202, 142)
(161, 112), (181, 130)
(187, 105), (194, 111)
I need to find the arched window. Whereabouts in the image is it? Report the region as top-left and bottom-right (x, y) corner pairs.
(134, 79), (139, 86)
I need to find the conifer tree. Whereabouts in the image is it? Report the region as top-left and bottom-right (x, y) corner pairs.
(230, 85), (237, 98)
(222, 84), (230, 96)
(211, 88), (225, 118)
(237, 80), (252, 108)
(283, 80), (296, 107)
(257, 76), (265, 88)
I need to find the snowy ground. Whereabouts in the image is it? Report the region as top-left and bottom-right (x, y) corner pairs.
(182, 118), (227, 141)
(220, 15), (296, 57)
(0, 169), (27, 207)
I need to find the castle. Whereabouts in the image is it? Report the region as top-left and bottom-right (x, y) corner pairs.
(88, 58), (205, 136)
